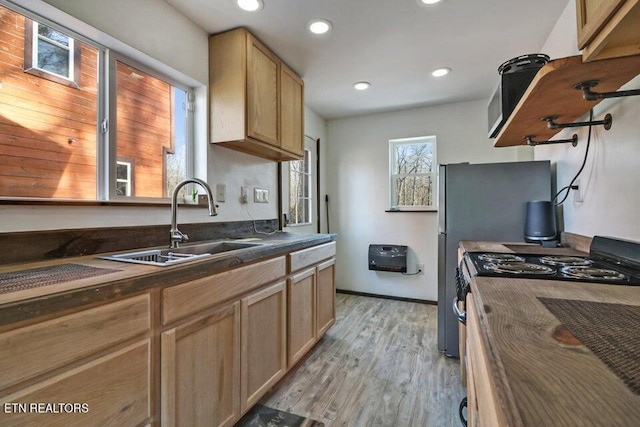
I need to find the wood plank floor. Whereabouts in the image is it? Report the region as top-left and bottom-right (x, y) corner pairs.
(260, 293), (465, 427)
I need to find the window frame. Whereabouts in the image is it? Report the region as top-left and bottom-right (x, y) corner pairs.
(1, 0), (197, 204)
(288, 148), (312, 226)
(389, 136), (437, 212)
(107, 52), (194, 202)
(23, 19), (81, 88)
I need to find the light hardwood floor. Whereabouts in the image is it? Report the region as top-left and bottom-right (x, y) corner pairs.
(260, 293), (465, 427)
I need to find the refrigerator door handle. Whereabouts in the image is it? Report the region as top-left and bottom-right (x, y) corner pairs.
(453, 297), (466, 325)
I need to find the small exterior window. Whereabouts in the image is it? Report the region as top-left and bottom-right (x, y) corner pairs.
(289, 149), (312, 225)
(389, 136), (437, 211)
(115, 161), (133, 197)
(23, 19), (81, 87)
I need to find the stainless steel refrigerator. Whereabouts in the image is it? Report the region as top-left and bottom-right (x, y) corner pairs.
(437, 161), (551, 357)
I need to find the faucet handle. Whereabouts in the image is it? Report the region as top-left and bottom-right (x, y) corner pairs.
(170, 230), (189, 248)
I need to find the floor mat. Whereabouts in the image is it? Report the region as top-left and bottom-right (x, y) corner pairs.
(0, 263), (121, 294)
(235, 404), (324, 427)
(539, 297), (640, 395)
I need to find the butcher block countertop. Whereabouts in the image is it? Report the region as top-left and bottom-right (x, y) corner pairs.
(0, 232), (336, 328)
(460, 240), (640, 426)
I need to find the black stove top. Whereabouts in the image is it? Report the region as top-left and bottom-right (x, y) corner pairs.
(466, 237), (640, 286)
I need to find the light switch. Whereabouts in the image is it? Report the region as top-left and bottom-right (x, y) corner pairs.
(216, 184), (226, 202)
(241, 186), (249, 204)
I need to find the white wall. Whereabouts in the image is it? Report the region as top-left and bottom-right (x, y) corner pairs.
(326, 100), (530, 301)
(535, 0), (640, 241)
(0, 0), (278, 233)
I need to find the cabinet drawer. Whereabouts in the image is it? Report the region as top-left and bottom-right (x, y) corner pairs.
(0, 294), (150, 390)
(288, 242), (336, 273)
(0, 340), (151, 427)
(163, 256), (286, 324)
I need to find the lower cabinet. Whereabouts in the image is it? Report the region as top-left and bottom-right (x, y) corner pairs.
(466, 293), (505, 426)
(316, 258), (336, 337)
(288, 268), (317, 366)
(0, 243), (336, 427)
(1, 340), (150, 427)
(161, 302), (241, 427)
(241, 281), (288, 412)
(0, 294), (152, 427)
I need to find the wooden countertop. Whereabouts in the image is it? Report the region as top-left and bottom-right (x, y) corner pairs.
(461, 241), (640, 426)
(0, 232), (336, 328)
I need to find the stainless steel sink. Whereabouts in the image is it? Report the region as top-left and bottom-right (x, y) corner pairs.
(98, 241), (263, 267)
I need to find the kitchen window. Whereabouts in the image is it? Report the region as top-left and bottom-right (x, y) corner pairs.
(289, 149), (312, 225)
(0, 3), (192, 202)
(389, 136), (437, 211)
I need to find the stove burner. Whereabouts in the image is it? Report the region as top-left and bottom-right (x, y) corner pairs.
(561, 266), (627, 281)
(478, 253), (525, 263)
(540, 256), (592, 266)
(484, 262), (556, 275)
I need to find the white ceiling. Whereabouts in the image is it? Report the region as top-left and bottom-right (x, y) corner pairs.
(165, 0), (569, 120)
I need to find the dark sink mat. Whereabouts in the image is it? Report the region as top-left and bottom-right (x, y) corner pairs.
(235, 404), (324, 427)
(539, 297), (640, 395)
(0, 264), (122, 295)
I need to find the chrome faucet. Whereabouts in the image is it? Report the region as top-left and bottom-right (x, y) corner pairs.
(170, 178), (217, 248)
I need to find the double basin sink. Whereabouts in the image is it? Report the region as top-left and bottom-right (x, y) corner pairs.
(99, 240), (265, 267)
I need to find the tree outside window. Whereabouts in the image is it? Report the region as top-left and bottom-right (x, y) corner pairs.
(389, 136), (437, 210)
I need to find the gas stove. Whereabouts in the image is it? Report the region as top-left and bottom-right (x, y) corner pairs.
(465, 236), (640, 286)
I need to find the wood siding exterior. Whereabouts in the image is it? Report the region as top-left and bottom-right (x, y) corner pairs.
(0, 6), (172, 200)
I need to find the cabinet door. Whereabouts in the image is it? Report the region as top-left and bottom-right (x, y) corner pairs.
(316, 258), (336, 338)
(280, 63), (304, 156)
(241, 281), (287, 411)
(161, 302), (241, 427)
(288, 268), (316, 366)
(576, 0), (627, 48)
(246, 34), (279, 146)
(0, 340), (151, 427)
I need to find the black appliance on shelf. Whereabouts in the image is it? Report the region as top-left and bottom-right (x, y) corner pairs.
(437, 160), (552, 358)
(488, 53), (550, 138)
(464, 236), (640, 286)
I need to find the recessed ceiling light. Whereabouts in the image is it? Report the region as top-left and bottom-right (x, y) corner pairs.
(308, 19), (332, 35)
(236, 0), (263, 12)
(353, 81), (371, 91)
(418, 0), (443, 5)
(431, 67), (451, 77)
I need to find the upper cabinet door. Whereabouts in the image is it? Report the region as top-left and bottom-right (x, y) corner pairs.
(280, 63), (304, 156)
(576, 0), (640, 61)
(246, 34), (279, 147)
(576, 0), (626, 48)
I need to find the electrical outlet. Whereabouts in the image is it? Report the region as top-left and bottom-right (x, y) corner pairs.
(254, 188), (269, 203)
(417, 264), (424, 275)
(573, 179), (583, 203)
(240, 186), (249, 204)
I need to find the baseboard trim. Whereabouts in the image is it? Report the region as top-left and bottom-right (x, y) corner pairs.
(336, 289), (436, 305)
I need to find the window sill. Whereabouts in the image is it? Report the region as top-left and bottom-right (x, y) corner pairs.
(0, 198), (210, 208)
(385, 209), (438, 213)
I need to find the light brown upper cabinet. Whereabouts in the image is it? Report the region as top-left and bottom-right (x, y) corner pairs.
(280, 63), (304, 157)
(210, 28), (304, 161)
(576, 0), (640, 61)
